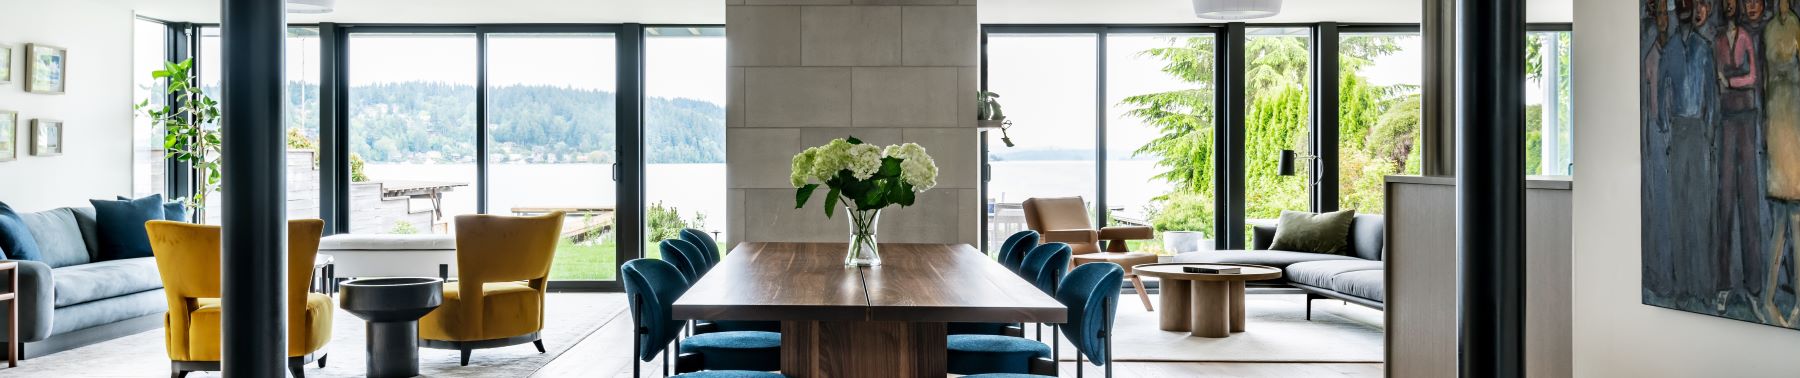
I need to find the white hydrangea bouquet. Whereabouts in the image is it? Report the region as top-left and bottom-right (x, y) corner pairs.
(791, 136), (937, 266)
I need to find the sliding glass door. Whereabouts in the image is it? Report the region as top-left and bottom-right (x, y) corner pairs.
(484, 33), (621, 280)
(345, 33), (480, 235)
(982, 32), (1099, 254)
(644, 27), (728, 259)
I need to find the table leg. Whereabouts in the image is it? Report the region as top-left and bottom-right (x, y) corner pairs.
(1190, 281), (1230, 338)
(781, 320), (945, 378)
(1229, 281), (1246, 333)
(1159, 279), (1191, 332)
(366, 320), (421, 378)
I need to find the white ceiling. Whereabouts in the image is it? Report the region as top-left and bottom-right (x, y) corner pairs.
(129, 0), (1572, 25)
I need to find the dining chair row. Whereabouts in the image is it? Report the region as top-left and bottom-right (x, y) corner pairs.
(946, 230), (1124, 378)
(620, 229), (783, 377)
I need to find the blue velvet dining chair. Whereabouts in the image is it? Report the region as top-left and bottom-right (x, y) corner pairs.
(1019, 243), (1073, 296)
(952, 263), (1125, 378)
(679, 228), (722, 270)
(662, 239), (782, 334)
(997, 230), (1042, 275)
(943, 243), (1075, 376)
(622, 258), (785, 377)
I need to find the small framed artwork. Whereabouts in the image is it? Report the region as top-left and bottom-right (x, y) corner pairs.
(30, 119), (62, 157)
(25, 43), (65, 94)
(0, 111), (15, 161)
(0, 44), (13, 84)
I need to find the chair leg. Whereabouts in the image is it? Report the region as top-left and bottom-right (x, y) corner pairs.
(534, 339), (546, 353)
(1130, 275), (1153, 311)
(1305, 293), (1315, 321)
(459, 348), (472, 366)
(318, 354), (328, 368)
(288, 360), (306, 378)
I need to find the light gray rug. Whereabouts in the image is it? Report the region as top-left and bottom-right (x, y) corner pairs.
(1048, 293), (1386, 363)
(6, 293), (624, 377)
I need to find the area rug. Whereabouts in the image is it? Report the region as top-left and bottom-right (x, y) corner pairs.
(6, 293), (624, 377)
(1048, 293), (1385, 363)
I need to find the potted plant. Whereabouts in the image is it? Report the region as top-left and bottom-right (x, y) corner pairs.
(977, 91), (1019, 147)
(135, 59), (220, 219)
(791, 136), (938, 266)
(1161, 230), (1211, 255)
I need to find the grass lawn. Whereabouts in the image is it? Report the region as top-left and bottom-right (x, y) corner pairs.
(548, 240), (724, 281)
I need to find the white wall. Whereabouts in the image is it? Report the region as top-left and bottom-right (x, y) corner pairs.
(1571, 0), (1800, 376)
(0, 0), (136, 211)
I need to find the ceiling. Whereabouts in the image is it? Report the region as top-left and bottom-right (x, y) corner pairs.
(129, 0), (1572, 25)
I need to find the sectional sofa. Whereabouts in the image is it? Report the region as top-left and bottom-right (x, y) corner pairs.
(1173, 214), (1385, 317)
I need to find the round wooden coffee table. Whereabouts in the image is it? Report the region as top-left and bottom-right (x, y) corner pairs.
(1134, 263), (1282, 338)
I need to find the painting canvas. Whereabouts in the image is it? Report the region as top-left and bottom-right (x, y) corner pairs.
(25, 44), (65, 94)
(30, 119), (61, 157)
(0, 111), (14, 161)
(1641, 0), (1800, 329)
(0, 44), (12, 84)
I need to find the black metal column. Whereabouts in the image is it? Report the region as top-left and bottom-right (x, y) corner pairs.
(1216, 23), (1247, 250)
(1094, 30), (1109, 228)
(1312, 23), (1341, 212)
(1454, 0), (1526, 376)
(617, 24), (647, 269)
(320, 23), (348, 234)
(219, 0), (288, 375)
(476, 31), (491, 215)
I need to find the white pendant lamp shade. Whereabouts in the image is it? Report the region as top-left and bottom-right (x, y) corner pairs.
(287, 0), (336, 14)
(1192, 0), (1282, 20)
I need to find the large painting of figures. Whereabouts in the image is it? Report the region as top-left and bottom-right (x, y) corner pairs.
(1642, 0), (1800, 329)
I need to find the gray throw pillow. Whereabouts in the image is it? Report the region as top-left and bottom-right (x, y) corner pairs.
(1267, 209), (1356, 255)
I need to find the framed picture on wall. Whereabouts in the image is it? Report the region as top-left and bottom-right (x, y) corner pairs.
(0, 44), (13, 84)
(31, 119), (62, 156)
(25, 43), (65, 94)
(0, 111), (15, 161)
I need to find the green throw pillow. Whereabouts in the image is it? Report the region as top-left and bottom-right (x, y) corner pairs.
(1267, 209), (1356, 255)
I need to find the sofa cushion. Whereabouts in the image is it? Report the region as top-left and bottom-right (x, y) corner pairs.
(48, 289), (168, 336)
(1268, 210), (1356, 255)
(120, 196), (189, 223)
(18, 208), (91, 268)
(0, 201), (44, 261)
(52, 257), (163, 307)
(91, 195), (166, 261)
(1347, 214), (1386, 261)
(1329, 270), (1385, 303)
(1285, 260), (1383, 288)
(1171, 250), (1363, 271)
(320, 234), (456, 251)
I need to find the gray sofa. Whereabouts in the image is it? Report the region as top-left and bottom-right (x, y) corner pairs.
(1173, 214), (1385, 317)
(2, 206), (167, 359)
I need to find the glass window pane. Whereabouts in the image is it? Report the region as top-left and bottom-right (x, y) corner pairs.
(347, 33), (479, 235)
(484, 33), (619, 280)
(1338, 33), (1422, 214)
(1244, 27), (1312, 241)
(133, 19), (168, 198)
(1106, 33), (1217, 254)
(984, 33), (1099, 253)
(645, 27), (727, 262)
(194, 27), (323, 224)
(1528, 31), (1573, 175)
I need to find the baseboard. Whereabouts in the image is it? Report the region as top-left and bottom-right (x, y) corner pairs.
(10, 312), (164, 359)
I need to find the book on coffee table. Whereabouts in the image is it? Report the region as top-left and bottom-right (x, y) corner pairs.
(1183, 266), (1242, 274)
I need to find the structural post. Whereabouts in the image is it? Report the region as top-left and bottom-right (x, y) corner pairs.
(1422, 0), (1457, 176)
(1312, 22), (1341, 212)
(1454, 0), (1526, 376)
(220, 0), (288, 375)
(1215, 23), (1248, 250)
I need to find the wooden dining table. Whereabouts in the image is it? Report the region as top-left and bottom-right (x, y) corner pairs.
(672, 242), (1067, 378)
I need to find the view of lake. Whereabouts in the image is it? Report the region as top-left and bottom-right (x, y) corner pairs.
(360, 160), (1177, 237)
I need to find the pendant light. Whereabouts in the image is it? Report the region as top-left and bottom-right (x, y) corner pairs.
(1192, 0), (1282, 20)
(287, 0), (335, 14)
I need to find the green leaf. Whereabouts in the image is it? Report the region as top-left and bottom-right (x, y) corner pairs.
(846, 136), (863, 145)
(896, 183), (916, 206)
(795, 184), (819, 208)
(878, 157), (901, 177)
(823, 187), (841, 218)
(862, 181), (885, 208)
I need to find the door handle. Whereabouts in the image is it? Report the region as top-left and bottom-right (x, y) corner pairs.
(612, 162), (619, 182)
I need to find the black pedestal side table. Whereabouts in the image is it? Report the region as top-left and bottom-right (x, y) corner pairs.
(339, 277), (443, 378)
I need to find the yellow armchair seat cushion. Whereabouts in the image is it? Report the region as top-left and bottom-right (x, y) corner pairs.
(419, 281), (543, 342)
(178, 293), (335, 361)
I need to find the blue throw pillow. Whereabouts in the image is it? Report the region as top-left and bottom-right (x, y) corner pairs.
(120, 196), (188, 222)
(91, 194), (166, 261)
(0, 202), (43, 261)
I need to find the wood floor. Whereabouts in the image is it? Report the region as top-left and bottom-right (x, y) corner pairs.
(530, 305), (1384, 378)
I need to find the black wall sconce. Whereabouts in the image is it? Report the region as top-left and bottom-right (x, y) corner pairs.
(1278, 149), (1317, 176)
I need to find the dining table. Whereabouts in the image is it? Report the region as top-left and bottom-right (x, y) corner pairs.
(672, 242), (1067, 378)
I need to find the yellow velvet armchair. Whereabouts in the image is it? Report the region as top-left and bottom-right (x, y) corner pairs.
(419, 212), (563, 366)
(145, 219), (333, 378)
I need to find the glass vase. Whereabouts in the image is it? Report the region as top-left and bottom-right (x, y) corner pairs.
(845, 206), (882, 267)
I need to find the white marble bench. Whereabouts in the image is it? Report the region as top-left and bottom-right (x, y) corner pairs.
(319, 234), (457, 279)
